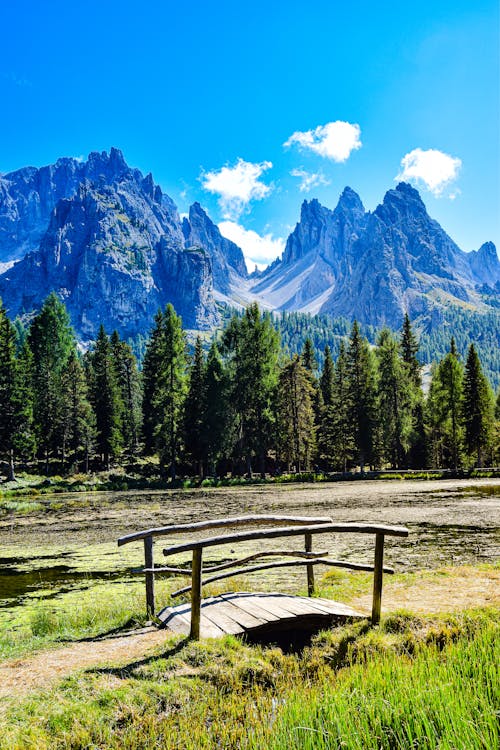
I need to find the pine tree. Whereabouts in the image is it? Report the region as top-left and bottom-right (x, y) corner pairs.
(154, 304), (187, 479)
(276, 355), (316, 472)
(400, 313), (421, 388)
(203, 342), (232, 476)
(28, 293), (76, 472)
(183, 336), (207, 476)
(60, 352), (95, 471)
(462, 344), (495, 467)
(318, 341), (355, 471)
(142, 310), (164, 454)
(493, 390), (500, 466)
(345, 321), (378, 471)
(90, 325), (123, 469)
(222, 303), (280, 477)
(427, 339), (464, 470)
(319, 345), (335, 408)
(301, 338), (318, 375)
(400, 314), (426, 467)
(376, 329), (413, 468)
(0, 301), (34, 480)
(111, 331), (142, 454)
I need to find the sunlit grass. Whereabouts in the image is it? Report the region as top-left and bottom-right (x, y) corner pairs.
(0, 608), (497, 749)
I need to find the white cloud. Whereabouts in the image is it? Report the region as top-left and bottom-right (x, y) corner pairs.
(284, 121), (362, 162)
(290, 168), (330, 192)
(219, 220), (285, 272)
(396, 148), (462, 197)
(200, 158), (273, 218)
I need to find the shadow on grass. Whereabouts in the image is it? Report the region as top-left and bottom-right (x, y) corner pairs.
(53, 617), (155, 644)
(85, 636), (190, 679)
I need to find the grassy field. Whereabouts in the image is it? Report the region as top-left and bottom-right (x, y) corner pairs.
(1, 480), (498, 747)
(0, 602), (497, 749)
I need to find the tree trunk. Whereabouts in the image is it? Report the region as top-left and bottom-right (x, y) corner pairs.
(7, 449), (15, 482)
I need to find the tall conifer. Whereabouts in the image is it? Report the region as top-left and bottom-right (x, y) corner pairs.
(276, 355), (316, 472)
(0, 301), (34, 479)
(183, 336), (207, 476)
(111, 331), (142, 454)
(345, 321), (378, 470)
(154, 304), (187, 479)
(319, 345), (335, 408)
(142, 310), (164, 454)
(427, 338), (464, 470)
(222, 303), (279, 476)
(91, 325), (123, 469)
(28, 293), (76, 472)
(462, 344), (495, 467)
(376, 329), (413, 468)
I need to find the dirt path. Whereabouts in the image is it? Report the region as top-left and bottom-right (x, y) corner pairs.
(1, 566), (498, 703)
(0, 627), (170, 701)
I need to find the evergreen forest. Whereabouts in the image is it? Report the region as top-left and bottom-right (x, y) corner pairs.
(0, 293), (498, 481)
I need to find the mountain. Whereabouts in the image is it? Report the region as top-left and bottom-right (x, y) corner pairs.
(0, 148), (498, 342)
(182, 202), (248, 295)
(249, 188), (366, 312)
(0, 150), (222, 338)
(247, 182), (500, 329)
(0, 148), (135, 263)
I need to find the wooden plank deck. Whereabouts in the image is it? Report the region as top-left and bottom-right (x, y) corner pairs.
(157, 592), (364, 639)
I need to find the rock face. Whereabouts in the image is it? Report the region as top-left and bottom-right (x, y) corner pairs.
(0, 150), (218, 338)
(182, 202), (248, 293)
(0, 148), (132, 262)
(249, 182), (500, 328)
(250, 188), (367, 311)
(0, 147), (497, 339)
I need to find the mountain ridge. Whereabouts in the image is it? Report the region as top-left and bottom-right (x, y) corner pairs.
(0, 148), (498, 340)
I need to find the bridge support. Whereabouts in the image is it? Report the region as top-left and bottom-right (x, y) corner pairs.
(144, 536), (155, 617)
(371, 533), (385, 625)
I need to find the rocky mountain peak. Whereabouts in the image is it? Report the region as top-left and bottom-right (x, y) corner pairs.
(467, 241), (500, 286)
(376, 182), (428, 223)
(86, 147), (129, 180)
(335, 186), (365, 213)
(182, 202), (248, 292)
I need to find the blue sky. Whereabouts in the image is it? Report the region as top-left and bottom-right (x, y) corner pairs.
(0, 0), (498, 268)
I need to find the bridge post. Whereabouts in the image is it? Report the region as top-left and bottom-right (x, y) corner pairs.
(190, 547), (203, 639)
(371, 533), (385, 625)
(144, 535), (155, 617)
(305, 532), (315, 596)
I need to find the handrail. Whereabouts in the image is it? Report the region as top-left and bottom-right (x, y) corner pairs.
(117, 516), (409, 638)
(162, 522), (409, 557)
(117, 515), (333, 546)
(170, 558), (395, 598)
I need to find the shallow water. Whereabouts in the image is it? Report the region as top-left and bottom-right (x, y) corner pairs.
(0, 479), (498, 617)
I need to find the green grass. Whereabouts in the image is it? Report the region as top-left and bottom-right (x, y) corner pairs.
(0, 608), (498, 749)
(0, 581), (160, 660)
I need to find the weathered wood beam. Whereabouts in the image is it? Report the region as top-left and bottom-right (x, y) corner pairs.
(305, 532), (315, 596)
(190, 548), (203, 639)
(371, 533), (385, 625)
(144, 535), (155, 617)
(163, 523), (409, 557)
(141, 550), (329, 576)
(171, 558), (395, 598)
(117, 515), (333, 546)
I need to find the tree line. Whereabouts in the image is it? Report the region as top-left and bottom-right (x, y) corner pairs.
(0, 293), (498, 480)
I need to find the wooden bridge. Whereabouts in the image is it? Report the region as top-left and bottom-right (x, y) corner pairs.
(118, 515), (409, 640)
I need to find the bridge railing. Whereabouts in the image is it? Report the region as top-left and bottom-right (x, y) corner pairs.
(118, 516), (409, 639)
